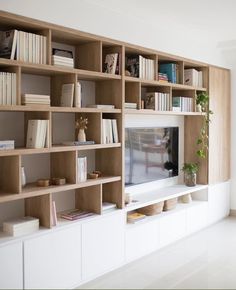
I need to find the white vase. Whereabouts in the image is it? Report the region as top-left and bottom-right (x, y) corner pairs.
(21, 167), (26, 187)
(196, 104), (202, 112)
(78, 129), (86, 142)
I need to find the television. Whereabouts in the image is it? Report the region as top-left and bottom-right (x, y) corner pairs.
(125, 127), (179, 186)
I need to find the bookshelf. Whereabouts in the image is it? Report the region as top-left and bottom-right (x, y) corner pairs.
(0, 11), (230, 241)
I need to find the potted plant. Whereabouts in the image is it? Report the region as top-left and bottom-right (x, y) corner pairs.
(196, 92), (209, 112)
(182, 162), (198, 187)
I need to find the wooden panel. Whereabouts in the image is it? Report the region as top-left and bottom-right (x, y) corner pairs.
(184, 115), (208, 184)
(96, 79), (123, 109)
(51, 151), (77, 184)
(25, 193), (52, 228)
(0, 156), (21, 193)
(208, 66), (231, 183)
(102, 181), (123, 209)
(75, 184), (102, 214)
(76, 41), (102, 72)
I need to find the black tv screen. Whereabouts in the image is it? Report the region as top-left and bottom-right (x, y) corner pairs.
(125, 127), (179, 186)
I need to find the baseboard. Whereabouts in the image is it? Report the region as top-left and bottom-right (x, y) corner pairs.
(230, 209), (236, 216)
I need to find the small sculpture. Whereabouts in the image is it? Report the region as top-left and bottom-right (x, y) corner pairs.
(76, 116), (88, 142)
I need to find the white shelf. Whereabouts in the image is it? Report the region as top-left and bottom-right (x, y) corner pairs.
(125, 184), (208, 212)
(126, 200), (208, 229)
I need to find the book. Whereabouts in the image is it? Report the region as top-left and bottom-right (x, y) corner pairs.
(60, 209), (95, 221)
(3, 216), (39, 237)
(104, 53), (118, 74)
(159, 63), (177, 83)
(184, 68), (203, 87)
(86, 104), (115, 109)
(74, 82), (81, 108)
(127, 212), (146, 223)
(22, 94), (50, 106)
(61, 141), (95, 146)
(0, 140), (15, 150)
(126, 55), (139, 77)
(111, 119), (119, 143)
(52, 48), (73, 58)
(60, 83), (74, 107)
(78, 157), (87, 182)
(0, 30), (17, 59)
(26, 120), (48, 148)
(51, 201), (58, 227)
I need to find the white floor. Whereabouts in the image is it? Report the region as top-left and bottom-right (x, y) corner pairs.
(78, 217), (236, 289)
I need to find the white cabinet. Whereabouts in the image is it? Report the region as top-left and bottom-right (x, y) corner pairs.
(0, 242), (23, 289)
(24, 225), (81, 289)
(160, 210), (186, 247)
(82, 212), (125, 280)
(186, 202), (208, 234)
(126, 220), (159, 262)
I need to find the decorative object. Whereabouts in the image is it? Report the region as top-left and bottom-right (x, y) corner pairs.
(37, 179), (50, 187)
(182, 163), (198, 187)
(125, 193), (132, 205)
(196, 92), (213, 159)
(51, 177), (66, 186)
(163, 198), (178, 211)
(88, 173), (99, 179)
(181, 193), (192, 203)
(93, 170), (102, 177)
(137, 201), (164, 216)
(196, 104), (202, 112)
(76, 116), (88, 142)
(21, 166), (26, 187)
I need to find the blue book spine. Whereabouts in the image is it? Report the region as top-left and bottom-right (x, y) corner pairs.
(159, 63), (176, 83)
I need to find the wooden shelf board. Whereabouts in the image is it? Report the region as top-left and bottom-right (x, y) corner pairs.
(0, 105), (121, 113)
(0, 176), (121, 204)
(124, 109), (205, 116)
(0, 143), (121, 156)
(125, 184), (208, 212)
(124, 76), (207, 91)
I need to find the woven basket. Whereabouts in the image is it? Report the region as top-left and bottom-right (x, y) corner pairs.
(163, 198), (178, 211)
(137, 201), (164, 216)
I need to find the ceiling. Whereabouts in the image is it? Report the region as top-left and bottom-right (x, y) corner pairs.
(88, 0), (236, 42)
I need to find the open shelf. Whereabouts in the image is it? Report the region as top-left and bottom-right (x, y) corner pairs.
(125, 184), (208, 212)
(124, 109), (205, 116)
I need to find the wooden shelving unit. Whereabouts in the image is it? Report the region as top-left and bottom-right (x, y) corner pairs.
(0, 10), (230, 238)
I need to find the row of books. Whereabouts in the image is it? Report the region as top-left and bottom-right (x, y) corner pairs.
(144, 92), (171, 111)
(102, 119), (119, 144)
(22, 94), (50, 106)
(124, 102), (137, 110)
(52, 48), (74, 68)
(78, 157), (87, 182)
(0, 30), (47, 64)
(126, 55), (155, 80)
(26, 119), (49, 149)
(0, 140), (14, 150)
(60, 82), (81, 108)
(104, 53), (121, 75)
(0, 72), (17, 105)
(159, 63), (179, 84)
(172, 97), (193, 112)
(184, 68), (203, 87)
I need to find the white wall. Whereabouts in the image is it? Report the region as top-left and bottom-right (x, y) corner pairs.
(0, 0), (234, 206)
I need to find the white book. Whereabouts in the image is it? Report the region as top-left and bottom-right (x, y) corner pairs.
(78, 157), (87, 182)
(12, 73), (16, 105)
(45, 120), (50, 148)
(139, 55), (142, 79)
(102, 119), (107, 144)
(74, 82), (81, 108)
(2, 72), (6, 105)
(23, 93), (50, 99)
(108, 119), (113, 143)
(111, 119), (119, 143)
(11, 30), (18, 60)
(43, 36), (46, 64)
(26, 119), (40, 148)
(51, 201), (58, 226)
(34, 120), (43, 148)
(86, 104), (115, 109)
(25, 32), (29, 62)
(61, 83), (74, 107)
(19, 31), (25, 62)
(16, 31), (20, 60)
(6, 72), (11, 105)
(32, 33), (36, 63)
(39, 120), (47, 148)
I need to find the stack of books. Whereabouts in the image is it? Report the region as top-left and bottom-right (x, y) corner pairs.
(124, 102), (137, 110)
(78, 157), (87, 182)
(60, 209), (95, 221)
(158, 72), (168, 83)
(126, 55), (155, 80)
(159, 63), (179, 84)
(0, 72), (17, 105)
(104, 53), (120, 75)
(184, 68), (203, 87)
(86, 104), (115, 109)
(52, 48), (74, 68)
(26, 119), (49, 148)
(172, 96), (193, 112)
(144, 92), (171, 111)
(0, 140), (14, 150)
(22, 94), (50, 106)
(102, 119), (119, 144)
(0, 29), (47, 64)
(127, 212), (146, 224)
(3, 216), (39, 237)
(60, 82), (81, 108)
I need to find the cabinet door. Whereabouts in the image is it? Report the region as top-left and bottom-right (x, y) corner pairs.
(24, 225), (81, 289)
(160, 211), (186, 247)
(126, 220), (159, 262)
(186, 202), (208, 234)
(209, 66), (231, 183)
(82, 212), (125, 280)
(0, 242), (23, 289)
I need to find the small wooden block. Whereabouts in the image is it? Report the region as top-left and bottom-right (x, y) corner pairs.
(88, 173), (99, 179)
(51, 177), (66, 185)
(37, 179), (50, 187)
